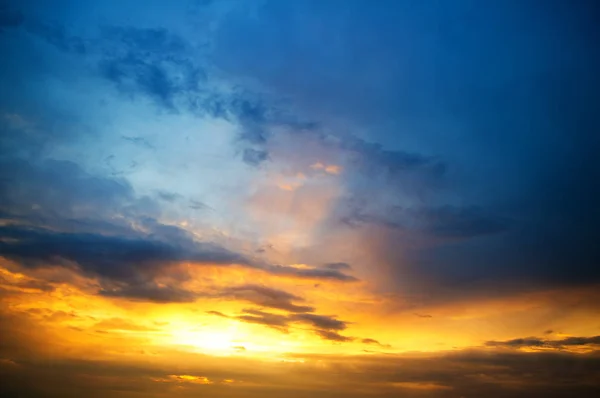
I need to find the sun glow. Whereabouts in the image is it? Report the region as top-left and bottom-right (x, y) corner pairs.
(170, 327), (242, 354)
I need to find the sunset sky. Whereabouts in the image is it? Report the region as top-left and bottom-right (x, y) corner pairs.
(1, 1), (599, 397)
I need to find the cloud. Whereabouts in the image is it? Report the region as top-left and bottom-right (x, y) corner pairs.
(0, 224), (248, 282)
(323, 262), (352, 271)
(236, 309), (290, 330)
(0, 155), (357, 302)
(242, 148), (268, 166)
(96, 26), (201, 110)
(122, 136), (155, 149)
(361, 338), (391, 348)
(410, 206), (508, 238)
(413, 313), (432, 318)
(266, 264), (357, 282)
(99, 284), (198, 303)
(205, 310), (227, 318)
(291, 313), (347, 331)
(206, 306), (356, 342)
(343, 205), (508, 239)
(314, 329), (353, 342)
(486, 335), (600, 349)
(220, 284), (315, 313)
(0, 158), (134, 223)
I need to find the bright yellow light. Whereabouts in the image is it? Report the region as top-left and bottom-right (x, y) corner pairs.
(170, 327), (240, 354)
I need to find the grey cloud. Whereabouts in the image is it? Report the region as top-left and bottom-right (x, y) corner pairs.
(220, 284), (315, 313)
(205, 310), (227, 318)
(314, 329), (354, 342)
(189, 200), (210, 210)
(485, 335), (600, 349)
(0, 275), (55, 293)
(236, 309), (290, 330)
(323, 262), (351, 270)
(291, 313), (347, 331)
(267, 264), (357, 282)
(206, 306), (354, 342)
(156, 190), (181, 202)
(99, 284), (198, 303)
(361, 338), (391, 348)
(413, 313), (432, 318)
(242, 148), (268, 166)
(121, 136), (155, 149)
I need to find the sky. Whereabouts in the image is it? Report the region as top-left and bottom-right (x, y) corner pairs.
(0, 0), (599, 397)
